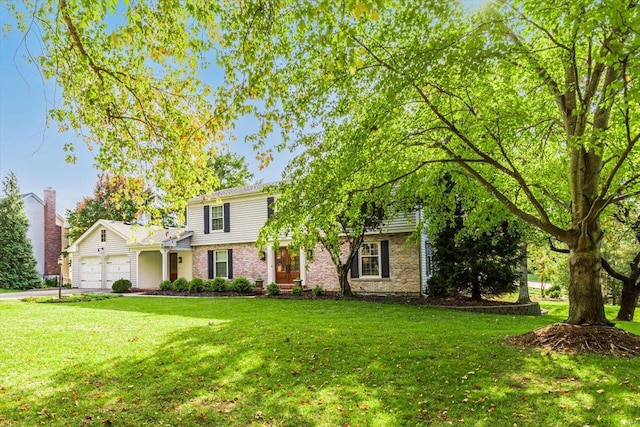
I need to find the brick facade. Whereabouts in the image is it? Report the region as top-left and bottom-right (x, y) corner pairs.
(43, 188), (62, 276)
(305, 232), (422, 295)
(193, 242), (268, 282)
(191, 233), (421, 295)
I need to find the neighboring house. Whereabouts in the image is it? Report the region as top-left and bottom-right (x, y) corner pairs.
(186, 183), (431, 295)
(20, 188), (69, 283)
(67, 220), (192, 289)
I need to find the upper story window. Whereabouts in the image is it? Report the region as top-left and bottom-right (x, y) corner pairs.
(210, 205), (224, 231)
(360, 242), (381, 277)
(100, 229), (107, 243)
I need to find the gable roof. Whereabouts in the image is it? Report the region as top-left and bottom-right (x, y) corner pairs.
(67, 219), (191, 252)
(189, 181), (279, 203)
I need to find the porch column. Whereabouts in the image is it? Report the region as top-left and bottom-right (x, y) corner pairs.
(266, 244), (275, 284)
(161, 249), (169, 282)
(299, 247), (307, 285)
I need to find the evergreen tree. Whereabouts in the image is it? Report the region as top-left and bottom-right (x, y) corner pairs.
(428, 176), (522, 301)
(0, 172), (42, 289)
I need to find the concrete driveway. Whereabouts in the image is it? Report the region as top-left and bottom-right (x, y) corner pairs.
(0, 288), (112, 300)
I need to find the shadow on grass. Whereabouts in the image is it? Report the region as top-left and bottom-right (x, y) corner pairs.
(2, 298), (639, 426)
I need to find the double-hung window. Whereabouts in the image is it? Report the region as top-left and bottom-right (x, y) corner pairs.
(214, 250), (228, 278)
(360, 242), (381, 277)
(210, 205), (224, 231)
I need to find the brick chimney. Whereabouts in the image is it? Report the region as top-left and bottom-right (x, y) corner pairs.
(43, 188), (62, 276)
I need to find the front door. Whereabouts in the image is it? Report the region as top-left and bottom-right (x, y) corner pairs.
(169, 253), (178, 282)
(275, 247), (300, 284)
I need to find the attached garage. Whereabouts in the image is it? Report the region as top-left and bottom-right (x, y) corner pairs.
(106, 256), (131, 288)
(80, 257), (102, 289)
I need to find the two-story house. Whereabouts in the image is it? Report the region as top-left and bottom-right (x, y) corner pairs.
(187, 183), (430, 295)
(70, 182), (431, 294)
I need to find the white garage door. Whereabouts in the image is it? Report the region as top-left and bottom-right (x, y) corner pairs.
(80, 257), (102, 289)
(106, 256), (131, 288)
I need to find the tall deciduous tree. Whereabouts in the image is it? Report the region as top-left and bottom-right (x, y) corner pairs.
(258, 143), (392, 296)
(66, 174), (152, 242)
(216, 0), (639, 326)
(3, 0), (229, 218)
(209, 151), (254, 190)
(0, 172), (42, 289)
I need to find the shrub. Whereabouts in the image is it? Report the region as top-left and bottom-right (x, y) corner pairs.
(159, 280), (173, 291)
(231, 277), (254, 294)
(547, 283), (562, 299)
(291, 285), (303, 296)
(209, 277), (229, 292)
(112, 278), (132, 293)
(312, 285), (324, 297)
(173, 277), (189, 292)
(266, 282), (280, 296)
(189, 277), (205, 293)
(44, 277), (59, 288)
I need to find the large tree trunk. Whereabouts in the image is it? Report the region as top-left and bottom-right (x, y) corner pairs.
(616, 280), (639, 321)
(337, 264), (352, 297)
(471, 282), (481, 301)
(566, 237), (613, 326)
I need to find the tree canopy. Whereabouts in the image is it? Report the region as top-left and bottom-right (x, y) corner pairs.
(215, 0), (639, 325)
(5, 0), (639, 326)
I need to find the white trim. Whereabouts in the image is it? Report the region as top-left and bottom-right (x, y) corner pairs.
(359, 241), (382, 278)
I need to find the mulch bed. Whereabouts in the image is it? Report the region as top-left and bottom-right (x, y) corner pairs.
(509, 323), (640, 357)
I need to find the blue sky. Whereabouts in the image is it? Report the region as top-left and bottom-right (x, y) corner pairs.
(0, 7), (289, 215)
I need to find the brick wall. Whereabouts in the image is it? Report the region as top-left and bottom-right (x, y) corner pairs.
(305, 232), (422, 295)
(43, 188), (62, 276)
(193, 242), (268, 282)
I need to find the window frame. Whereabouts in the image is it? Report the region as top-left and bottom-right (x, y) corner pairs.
(210, 204), (224, 232)
(214, 250), (228, 278)
(359, 241), (381, 278)
(100, 229), (107, 243)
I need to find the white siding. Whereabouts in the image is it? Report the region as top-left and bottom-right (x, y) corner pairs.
(138, 251), (162, 289)
(72, 226), (133, 288)
(189, 194), (269, 246)
(366, 211), (418, 235)
(23, 195), (45, 275)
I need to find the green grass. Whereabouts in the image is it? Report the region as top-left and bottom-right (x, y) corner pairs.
(0, 289), (24, 294)
(1, 297), (639, 426)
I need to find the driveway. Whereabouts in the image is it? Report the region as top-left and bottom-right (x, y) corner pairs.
(0, 288), (112, 300)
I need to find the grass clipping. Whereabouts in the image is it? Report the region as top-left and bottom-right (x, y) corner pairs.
(510, 323), (640, 357)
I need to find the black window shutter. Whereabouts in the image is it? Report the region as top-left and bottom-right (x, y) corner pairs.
(350, 250), (360, 278)
(223, 203), (230, 232)
(204, 205), (210, 234)
(267, 197), (274, 218)
(227, 249), (233, 279)
(381, 240), (390, 278)
(207, 250), (214, 279)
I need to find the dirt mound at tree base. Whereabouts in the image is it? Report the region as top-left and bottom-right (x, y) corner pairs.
(510, 323), (640, 357)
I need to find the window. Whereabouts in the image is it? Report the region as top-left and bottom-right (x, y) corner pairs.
(100, 229), (107, 243)
(210, 205), (223, 231)
(360, 242), (380, 277)
(215, 250), (228, 278)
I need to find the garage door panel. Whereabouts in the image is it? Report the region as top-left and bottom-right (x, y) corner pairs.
(106, 256), (131, 286)
(80, 257), (101, 288)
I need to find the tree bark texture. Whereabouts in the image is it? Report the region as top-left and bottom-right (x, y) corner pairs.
(337, 264), (352, 297)
(516, 243), (531, 304)
(566, 234), (612, 326)
(616, 282), (639, 321)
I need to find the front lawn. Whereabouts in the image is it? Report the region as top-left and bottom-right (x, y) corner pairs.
(0, 297), (638, 426)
